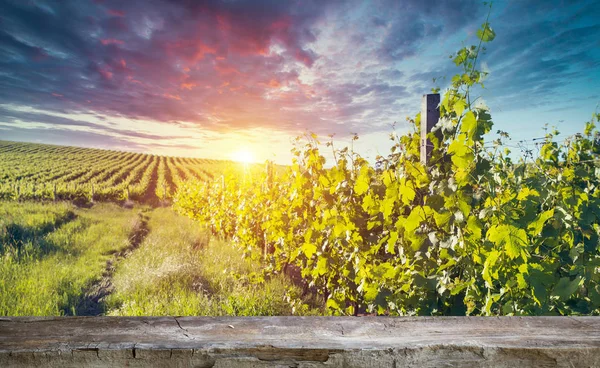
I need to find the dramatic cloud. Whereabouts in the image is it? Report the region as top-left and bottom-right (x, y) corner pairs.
(0, 0), (598, 161)
(482, 1), (600, 111)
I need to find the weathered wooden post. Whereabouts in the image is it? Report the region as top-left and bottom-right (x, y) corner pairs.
(420, 93), (440, 165)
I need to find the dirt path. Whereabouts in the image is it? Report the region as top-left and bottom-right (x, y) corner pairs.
(73, 212), (150, 316)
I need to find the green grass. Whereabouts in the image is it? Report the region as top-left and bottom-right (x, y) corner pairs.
(0, 202), (322, 316)
(105, 207), (318, 316)
(0, 201), (75, 250)
(0, 202), (142, 315)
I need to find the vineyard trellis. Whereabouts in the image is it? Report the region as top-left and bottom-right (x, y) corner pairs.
(0, 141), (238, 203)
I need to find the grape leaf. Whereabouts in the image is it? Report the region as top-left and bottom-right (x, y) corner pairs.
(487, 225), (528, 260)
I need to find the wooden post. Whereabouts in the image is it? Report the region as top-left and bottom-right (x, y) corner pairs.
(91, 183), (95, 203)
(420, 93), (440, 165)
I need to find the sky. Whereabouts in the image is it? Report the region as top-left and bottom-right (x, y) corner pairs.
(0, 0), (598, 163)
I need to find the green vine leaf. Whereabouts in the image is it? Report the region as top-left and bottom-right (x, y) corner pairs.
(477, 22), (496, 43)
(487, 225), (528, 260)
(551, 277), (582, 300)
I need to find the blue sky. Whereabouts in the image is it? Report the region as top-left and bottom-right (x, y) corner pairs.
(0, 0), (598, 163)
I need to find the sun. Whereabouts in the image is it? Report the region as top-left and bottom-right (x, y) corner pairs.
(231, 149), (255, 164)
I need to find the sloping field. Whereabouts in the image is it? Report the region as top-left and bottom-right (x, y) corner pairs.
(0, 140), (240, 203)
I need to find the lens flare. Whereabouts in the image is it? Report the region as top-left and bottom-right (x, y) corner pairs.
(231, 149), (255, 164)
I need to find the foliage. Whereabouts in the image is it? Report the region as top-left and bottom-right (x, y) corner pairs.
(0, 141), (229, 203)
(175, 17), (600, 316)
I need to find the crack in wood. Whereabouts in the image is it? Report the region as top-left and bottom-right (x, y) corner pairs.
(174, 317), (192, 340)
(2, 318), (600, 366)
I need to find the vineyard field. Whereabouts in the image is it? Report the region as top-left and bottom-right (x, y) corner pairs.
(2, 12), (599, 320)
(0, 140), (245, 203)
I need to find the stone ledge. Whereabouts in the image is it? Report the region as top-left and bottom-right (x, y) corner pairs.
(1, 317), (599, 367)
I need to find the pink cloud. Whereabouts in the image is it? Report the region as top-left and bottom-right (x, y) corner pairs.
(126, 76), (144, 85)
(98, 67), (113, 80)
(180, 82), (197, 90)
(270, 17), (292, 32)
(163, 93), (182, 100)
(6, 0), (366, 136)
(193, 43), (217, 61)
(294, 49), (316, 67)
(214, 62), (242, 76)
(107, 9), (125, 17)
(100, 38), (124, 46)
(163, 39), (218, 64)
(216, 15), (231, 32)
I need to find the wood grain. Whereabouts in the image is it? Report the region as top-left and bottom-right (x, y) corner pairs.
(1, 317), (599, 367)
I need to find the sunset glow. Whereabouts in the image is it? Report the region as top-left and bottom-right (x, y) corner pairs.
(0, 1), (598, 162)
(231, 149), (255, 164)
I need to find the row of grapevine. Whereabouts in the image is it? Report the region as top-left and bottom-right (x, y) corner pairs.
(175, 21), (600, 316)
(155, 156), (170, 201)
(129, 156), (159, 201)
(0, 141), (241, 203)
(0, 148), (107, 182)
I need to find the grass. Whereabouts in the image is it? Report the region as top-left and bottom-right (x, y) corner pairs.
(105, 207), (318, 316)
(0, 201), (142, 315)
(0, 201), (75, 251)
(0, 202), (322, 316)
